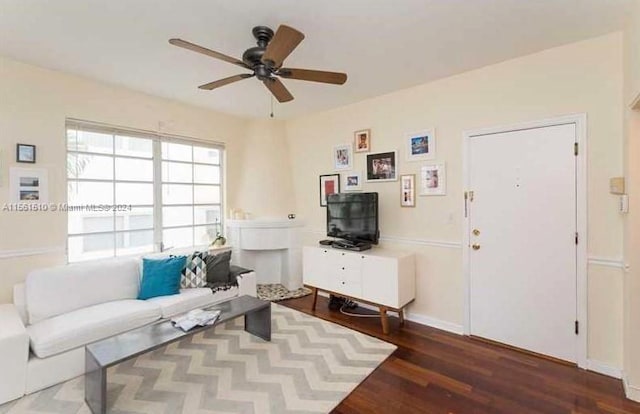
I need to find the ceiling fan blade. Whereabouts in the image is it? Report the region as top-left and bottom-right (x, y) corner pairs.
(263, 78), (294, 102)
(261, 25), (305, 68)
(278, 68), (347, 85)
(169, 38), (249, 69)
(198, 74), (254, 90)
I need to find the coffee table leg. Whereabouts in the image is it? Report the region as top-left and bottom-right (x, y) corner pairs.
(85, 349), (106, 414)
(245, 304), (271, 341)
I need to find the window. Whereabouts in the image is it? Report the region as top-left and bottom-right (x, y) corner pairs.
(66, 122), (224, 262)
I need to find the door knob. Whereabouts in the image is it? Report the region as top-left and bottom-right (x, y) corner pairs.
(472, 229), (481, 236)
(472, 244), (481, 250)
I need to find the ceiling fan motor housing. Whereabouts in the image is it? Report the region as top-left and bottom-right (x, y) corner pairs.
(243, 26), (277, 79)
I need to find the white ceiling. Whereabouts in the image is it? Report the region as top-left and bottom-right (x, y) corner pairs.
(0, 0), (632, 119)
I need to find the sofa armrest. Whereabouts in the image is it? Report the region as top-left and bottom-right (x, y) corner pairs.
(0, 304), (28, 404)
(237, 271), (257, 297)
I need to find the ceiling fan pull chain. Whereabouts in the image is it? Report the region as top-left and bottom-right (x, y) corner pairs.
(270, 95), (275, 118)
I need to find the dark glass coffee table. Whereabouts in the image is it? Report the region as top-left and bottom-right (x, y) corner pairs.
(84, 295), (271, 414)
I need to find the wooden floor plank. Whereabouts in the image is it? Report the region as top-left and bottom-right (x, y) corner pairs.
(280, 295), (640, 414)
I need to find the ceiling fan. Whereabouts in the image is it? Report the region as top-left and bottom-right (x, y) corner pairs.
(169, 25), (347, 103)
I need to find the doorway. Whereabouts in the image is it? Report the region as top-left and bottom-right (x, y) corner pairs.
(463, 115), (587, 366)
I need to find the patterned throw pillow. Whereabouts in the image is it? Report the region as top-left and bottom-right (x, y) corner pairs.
(180, 251), (208, 288)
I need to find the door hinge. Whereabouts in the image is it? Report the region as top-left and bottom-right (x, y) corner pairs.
(575, 232), (579, 245)
(574, 142), (579, 156)
(575, 320), (579, 335)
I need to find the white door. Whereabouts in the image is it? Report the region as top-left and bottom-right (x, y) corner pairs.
(468, 123), (577, 363)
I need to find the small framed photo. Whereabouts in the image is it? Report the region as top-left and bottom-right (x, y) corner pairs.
(366, 151), (398, 182)
(16, 144), (36, 163)
(406, 130), (435, 161)
(333, 144), (353, 171)
(400, 174), (416, 207)
(319, 174), (340, 206)
(344, 171), (363, 191)
(354, 129), (371, 153)
(420, 162), (446, 196)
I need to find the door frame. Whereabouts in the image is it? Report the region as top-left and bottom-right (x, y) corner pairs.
(462, 114), (588, 368)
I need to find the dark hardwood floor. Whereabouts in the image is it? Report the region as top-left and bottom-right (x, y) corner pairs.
(279, 295), (640, 414)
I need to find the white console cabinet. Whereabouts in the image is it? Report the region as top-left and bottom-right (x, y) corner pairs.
(303, 245), (415, 333)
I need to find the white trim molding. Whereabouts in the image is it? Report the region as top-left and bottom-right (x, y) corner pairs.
(624, 375), (640, 402)
(303, 228), (462, 249)
(405, 312), (464, 335)
(0, 246), (65, 259)
(462, 113), (589, 370)
(586, 360), (622, 379)
(587, 257), (625, 269)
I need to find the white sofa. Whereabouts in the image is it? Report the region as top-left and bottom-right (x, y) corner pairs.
(0, 256), (256, 404)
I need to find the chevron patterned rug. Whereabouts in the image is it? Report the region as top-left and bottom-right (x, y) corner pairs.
(0, 303), (396, 414)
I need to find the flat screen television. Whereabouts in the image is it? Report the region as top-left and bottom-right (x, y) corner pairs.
(326, 192), (379, 244)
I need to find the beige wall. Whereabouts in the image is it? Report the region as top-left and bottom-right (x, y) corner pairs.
(232, 119), (295, 218)
(0, 56), (293, 303)
(285, 33), (625, 369)
(623, 0), (640, 397)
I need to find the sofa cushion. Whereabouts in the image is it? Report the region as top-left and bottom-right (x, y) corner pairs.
(206, 251), (232, 284)
(180, 251), (208, 289)
(145, 287), (237, 318)
(138, 256), (186, 300)
(26, 258), (140, 325)
(27, 300), (161, 358)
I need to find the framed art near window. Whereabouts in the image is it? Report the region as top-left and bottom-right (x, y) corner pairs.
(406, 129), (435, 161)
(400, 174), (416, 207)
(354, 129), (371, 153)
(366, 151), (398, 182)
(344, 171), (363, 191)
(420, 162), (446, 196)
(16, 144), (36, 163)
(333, 144), (353, 171)
(319, 174), (340, 206)
(9, 167), (48, 203)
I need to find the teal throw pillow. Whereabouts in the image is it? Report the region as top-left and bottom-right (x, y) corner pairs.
(138, 256), (186, 300)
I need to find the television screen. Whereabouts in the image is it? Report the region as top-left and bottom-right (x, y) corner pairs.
(326, 192), (379, 244)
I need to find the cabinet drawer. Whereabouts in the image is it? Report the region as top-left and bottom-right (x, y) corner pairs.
(336, 280), (362, 298)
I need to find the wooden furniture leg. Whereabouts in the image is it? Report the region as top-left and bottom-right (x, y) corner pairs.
(379, 306), (389, 334)
(311, 287), (318, 311)
(399, 309), (405, 326)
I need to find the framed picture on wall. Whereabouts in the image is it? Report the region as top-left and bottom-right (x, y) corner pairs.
(420, 162), (446, 196)
(333, 144), (353, 171)
(354, 129), (371, 153)
(344, 171), (363, 191)
(400, 174), (416, 207)
(16, 144), (36, 163)
(406, 129), (435, 161)
(319, 174), (340, 206)
(366, 151), (398, 182)
(9, 167), (49, 203)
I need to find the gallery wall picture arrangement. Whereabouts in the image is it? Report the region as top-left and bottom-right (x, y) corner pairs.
(319, 174), (340, 207)
(333, 144), (353, 171)
(354, 129), (371, 153)
(344, 171), (363, 191)
(16, 143), (36, 163)
(400, 174), (416, 207)
(406, 129), (435, 161)
(366, 151), (398, 182)
(420, 162), (446, 196)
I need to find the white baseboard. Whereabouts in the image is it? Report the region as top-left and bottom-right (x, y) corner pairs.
(624, 374), (640, 402)
(405, 312), (464, 335)
(586, 359), (622, 379)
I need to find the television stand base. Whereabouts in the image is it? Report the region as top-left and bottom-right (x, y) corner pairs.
(331, 241), (372, 251)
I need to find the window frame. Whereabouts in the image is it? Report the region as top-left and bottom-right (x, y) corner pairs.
(65, 119), (225, 262)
